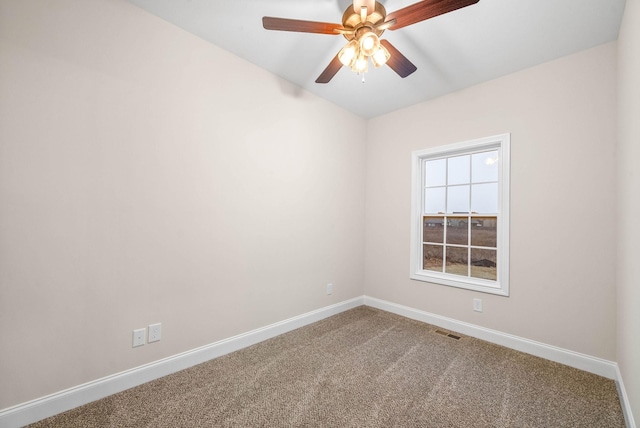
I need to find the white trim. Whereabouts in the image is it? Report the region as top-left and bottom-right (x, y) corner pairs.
(363, 296), (618, 379)
(0, 297), (364, 428)
(410, 133), (511, 296)
(616, 364), (637, 428)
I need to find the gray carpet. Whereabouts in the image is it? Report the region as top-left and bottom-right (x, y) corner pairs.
(28, 306), (625, 427)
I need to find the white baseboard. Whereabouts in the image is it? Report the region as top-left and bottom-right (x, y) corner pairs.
(364, 296), (637, 428)
(364, 296), (618, 378)
(615, 364), (637, 428)
(0, 297), (364, 428)
(2, 295), (635, 428)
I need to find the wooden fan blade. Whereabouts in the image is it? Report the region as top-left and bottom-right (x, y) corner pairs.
(387, 0), (479, 30)
(375, 18), (397, 32)
(380, 40), (417, 78)
(262, 17), (342, 34)
(316, 54), (343, 84)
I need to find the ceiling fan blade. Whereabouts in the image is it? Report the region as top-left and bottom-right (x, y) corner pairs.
(380, 40), (417, 78)
(262, 17), (343, 34)
(375, 18), (397, 32)
(316, 54), (343, 84)
(386, 0), (479, 31)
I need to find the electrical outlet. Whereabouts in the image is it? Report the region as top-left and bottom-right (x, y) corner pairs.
(132, 328), (146, 347)
(473, 298), (483, 313)
(326, 283), (333, 295)
(148, 323), (162, 343)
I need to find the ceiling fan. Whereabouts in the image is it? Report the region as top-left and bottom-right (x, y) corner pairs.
(262, 0), (479, 83)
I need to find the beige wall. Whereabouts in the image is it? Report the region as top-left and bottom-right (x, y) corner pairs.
(365, 42), (618, 360)
(0, 0), (366, 408)
(617, 0), (640, 421)
(0, 0), (632, 418)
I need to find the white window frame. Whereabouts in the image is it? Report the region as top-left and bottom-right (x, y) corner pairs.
(410, 133), (510, 296)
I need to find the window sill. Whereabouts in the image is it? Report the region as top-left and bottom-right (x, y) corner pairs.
(410, 270), (509, 296)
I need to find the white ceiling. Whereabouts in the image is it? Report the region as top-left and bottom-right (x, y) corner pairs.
(127, 0), (625, 118)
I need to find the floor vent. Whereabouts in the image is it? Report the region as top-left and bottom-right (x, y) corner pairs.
(435, 329), (462, 340)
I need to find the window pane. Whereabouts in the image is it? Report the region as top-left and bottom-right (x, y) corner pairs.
(446, 219), (468, 245)
(472, 150), (499, 183)
(471, 217), (497, 247)
(471, 183), (498, 214)
(447, 185), (470, 213)
(423, 244), (443, 272)
(425, 187), (445, 213)
(447, 155), (470, 185)
(445, 246), (468, 276)
(471, 248), (497, 280)
(425, 158), (446, 187)
(423, 217), (444, 243)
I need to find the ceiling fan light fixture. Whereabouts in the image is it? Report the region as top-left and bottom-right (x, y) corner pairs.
(359, 31), (380, 56)
(352, 54), (369, 73)
(338, 39), (359, 66)
(371, 44), (390, 67)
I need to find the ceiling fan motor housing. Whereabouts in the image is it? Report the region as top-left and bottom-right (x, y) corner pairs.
(341, 1), (387, 41)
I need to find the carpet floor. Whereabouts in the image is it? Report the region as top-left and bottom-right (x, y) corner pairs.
(28, 306), (625, 427)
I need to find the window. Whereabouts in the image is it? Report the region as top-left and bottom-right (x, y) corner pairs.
(410, 134), (510, 296)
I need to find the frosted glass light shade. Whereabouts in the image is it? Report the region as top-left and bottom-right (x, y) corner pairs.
(338, 40), (359, 66)
(371, 45), (390, 67)
(352, 55), (368, 73)
(359, 31), (379, 56)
